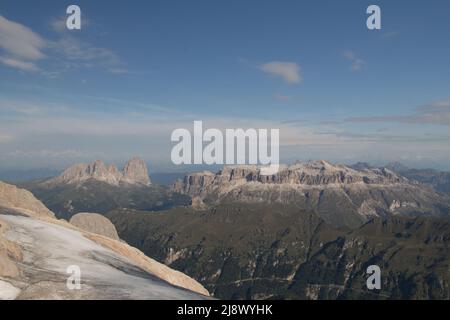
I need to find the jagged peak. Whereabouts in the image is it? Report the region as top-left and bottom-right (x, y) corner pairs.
(44, 157), (151, 187)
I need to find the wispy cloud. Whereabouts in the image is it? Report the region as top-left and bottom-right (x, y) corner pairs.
(49, 16), (91, 33)
(0, 98), (69, 116)
(347, 100), (450, 125)
(260, 61), (301, 84)
(3, 149), (93, 159)
(0, 56), (40, 72)
(49, 36), (125, 74)
(0, 14), (125, 75)
(316, 130), (450, 142)
(1, 97), (450, 169)
(0, 15), (46, 72)
(380, 31), (400, 39)
(343, 51), (364, 72)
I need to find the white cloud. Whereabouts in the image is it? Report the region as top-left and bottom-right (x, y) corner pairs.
(4, 149), (93, 159)
(343, 51), (365, 72)
(49, 36), (125, 73)
(49, 16), (91, 33)
(2, 97), (449, 169)
(260, 61), (301, 84)
(347, 100), (450, 125)
(0, 15), (125, 74)
(49, 17), (67, 33)
(0, 15), (46, 60)
(0, 56), (40, 72)
(0, 15), (46, 72)
(380, 31), (400, 39)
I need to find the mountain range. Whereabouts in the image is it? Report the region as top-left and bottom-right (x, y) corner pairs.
(8, 158), (450, 300)
(172, 160), (450, 228)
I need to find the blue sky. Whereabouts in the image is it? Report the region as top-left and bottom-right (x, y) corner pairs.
(1, 0), (450, 171)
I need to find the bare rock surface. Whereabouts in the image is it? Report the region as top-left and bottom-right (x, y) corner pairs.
(122, 157), (151, 185)
(0, 182), (54, 218)
(70, 212), (120, 240)
(44, 157), (151, 187)
(172, 160), (450, 227)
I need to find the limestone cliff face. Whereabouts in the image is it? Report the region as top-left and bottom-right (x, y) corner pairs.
(173, 161), (409, 193)
(172, 161), (450, 228)
(44, 157), (151, 187)
(122, 157), (151, 185)
(0, 182), (209, 299)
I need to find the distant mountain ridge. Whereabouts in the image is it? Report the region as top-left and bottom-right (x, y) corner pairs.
(172, 160), (450, 228)
(350, 162), (450, 196)
(17, 158), (190, 220)
(44, 157), (151, 187)
(384, 162), (450, 196)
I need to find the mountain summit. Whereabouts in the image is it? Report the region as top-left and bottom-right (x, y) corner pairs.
(45, 157), (151, 187)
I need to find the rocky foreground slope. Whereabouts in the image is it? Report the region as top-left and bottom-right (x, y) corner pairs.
(0, 182), (209, 300)
(172, 161), (450, 228)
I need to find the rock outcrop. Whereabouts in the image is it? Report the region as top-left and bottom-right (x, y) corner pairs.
(69, 213), (120, 240)
(0, 181), (54, 218)
(172, 160), (450, 228)
(44, 157), (151, 187)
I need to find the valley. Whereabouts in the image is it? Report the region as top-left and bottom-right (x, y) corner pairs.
(106, 204), (450, 300)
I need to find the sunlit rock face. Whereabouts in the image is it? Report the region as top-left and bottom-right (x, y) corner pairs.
(44, 157), (151, 187)
(172, 161), (450, 228)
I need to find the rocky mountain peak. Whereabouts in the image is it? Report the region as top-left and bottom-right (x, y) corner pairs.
(385, 161), (410, 173)
(122, 157), (151, 185)
(44, 157), (151, 187)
